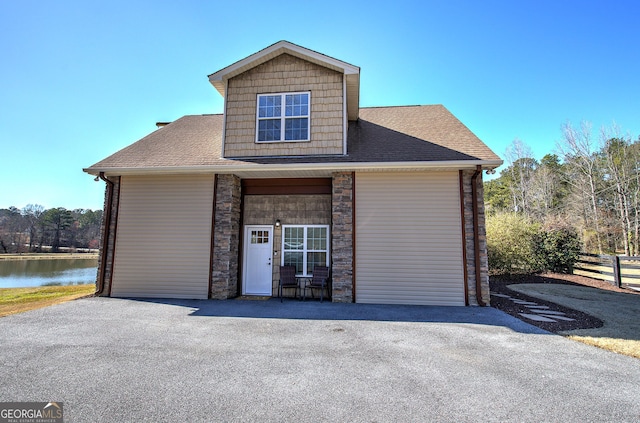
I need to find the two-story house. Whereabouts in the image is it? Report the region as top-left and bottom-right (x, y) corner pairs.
(84, 41), (502, 306)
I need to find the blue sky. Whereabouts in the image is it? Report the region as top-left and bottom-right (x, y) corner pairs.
(2, 0), (639, 210)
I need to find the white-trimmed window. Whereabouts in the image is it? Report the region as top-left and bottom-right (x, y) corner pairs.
(256, 92), (310, 142)
(281, 225), (329, 276)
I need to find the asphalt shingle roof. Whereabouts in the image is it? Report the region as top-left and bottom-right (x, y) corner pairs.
(85, 105), (500, 172)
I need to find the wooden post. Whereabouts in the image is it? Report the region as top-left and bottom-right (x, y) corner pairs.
(612, 255), (622, 288)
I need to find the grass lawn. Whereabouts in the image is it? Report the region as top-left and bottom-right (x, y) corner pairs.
(0, 284), (95, 317)
(508, 283), (640, 359)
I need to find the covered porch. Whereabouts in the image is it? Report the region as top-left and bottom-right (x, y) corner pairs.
(210, 173), (354, 302)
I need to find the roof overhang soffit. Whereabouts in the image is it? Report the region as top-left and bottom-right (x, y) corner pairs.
(83, 159), (504, 177)
(208, 41), (360, 120)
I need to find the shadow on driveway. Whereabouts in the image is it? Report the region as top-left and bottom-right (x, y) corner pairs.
(125, 297), (550, 334)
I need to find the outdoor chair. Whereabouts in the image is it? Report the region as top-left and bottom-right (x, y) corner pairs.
(278, 265), (299, 302)
(303, 266), (330, 302)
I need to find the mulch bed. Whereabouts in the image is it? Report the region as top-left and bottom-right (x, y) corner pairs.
(488, 272), (638, 333)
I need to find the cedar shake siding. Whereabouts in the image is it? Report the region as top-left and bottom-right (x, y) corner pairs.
(224, 54), (344, 157)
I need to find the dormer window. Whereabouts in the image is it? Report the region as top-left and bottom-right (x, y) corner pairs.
(256, 92), (310, 142)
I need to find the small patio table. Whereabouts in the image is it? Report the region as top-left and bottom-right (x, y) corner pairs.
(296, 276), (310, 300)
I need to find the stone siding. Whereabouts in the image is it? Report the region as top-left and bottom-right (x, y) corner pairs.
(331, 172), (354, 302)
(461, 170), (490, 306)
(95, 176), (120, 297)
(211, 174), (242, 299)
(224, 53), (344, 157)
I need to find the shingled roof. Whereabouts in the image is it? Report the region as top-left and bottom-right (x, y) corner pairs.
(85, 105), (501, 176)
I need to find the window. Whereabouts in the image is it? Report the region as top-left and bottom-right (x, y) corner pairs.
(257, 92), (310, 142)
(282, 225), (329, 276)
(250, 230), (269, 244)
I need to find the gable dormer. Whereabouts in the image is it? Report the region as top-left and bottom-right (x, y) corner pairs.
(208, 41), (360, 158)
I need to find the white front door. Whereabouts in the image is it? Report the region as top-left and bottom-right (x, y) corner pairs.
(243, 225), (274, 296)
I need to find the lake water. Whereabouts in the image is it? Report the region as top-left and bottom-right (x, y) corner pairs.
(0, 258), (98, 288)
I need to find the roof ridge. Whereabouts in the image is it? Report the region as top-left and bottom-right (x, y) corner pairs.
(174, 113), (223, 118)
(359, 104), (444, 110)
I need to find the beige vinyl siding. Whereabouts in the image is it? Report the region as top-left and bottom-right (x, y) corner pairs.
(355, 172), (465, 306)
(111, 174), (214, 299)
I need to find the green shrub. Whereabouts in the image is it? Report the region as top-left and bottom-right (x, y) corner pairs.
(532, 224), (582, 273)
(486, 212), (541, 275)
(487, 212), (583, 275)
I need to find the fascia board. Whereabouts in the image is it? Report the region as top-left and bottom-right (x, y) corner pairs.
(83, 159), (503, 177)
(345, 73), (360, 120)
(208, 41), (360, 96)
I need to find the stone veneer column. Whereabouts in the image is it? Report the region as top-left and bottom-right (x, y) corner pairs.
(210, 174), (241, 299)
(96, 176), (120, 297)
(331, 172), (354, 302)
(461, 170), (490, 306)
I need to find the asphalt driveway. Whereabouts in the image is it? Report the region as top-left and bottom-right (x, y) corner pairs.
(1, 298), (639, 422)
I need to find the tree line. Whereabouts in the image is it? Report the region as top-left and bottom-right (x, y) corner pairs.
(0, 205), (102, 253)
(486, 121), (640, 262)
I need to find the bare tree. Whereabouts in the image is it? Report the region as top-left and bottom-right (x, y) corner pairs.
(634, 139), (640, 255)
(557, 121), (604, 253)
(598, 122), (640, 255)
(504, 138), (537, 215)
(22, 204), (44, 252)
(528, 154), (569, 220)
